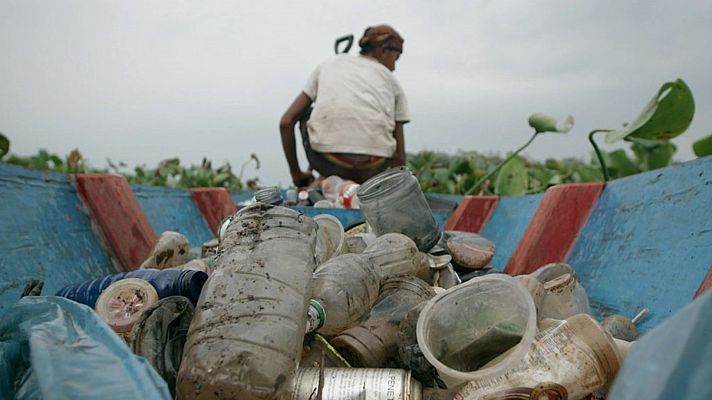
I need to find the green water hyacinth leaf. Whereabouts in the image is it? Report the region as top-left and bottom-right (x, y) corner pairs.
(0, 133), (9, 159)
(607, 150), (640, 177)
(495, 155), (528, 196)
(528, 113), (574, 133)
(693, 134), (712, 157)
(605, 79), (695, 144)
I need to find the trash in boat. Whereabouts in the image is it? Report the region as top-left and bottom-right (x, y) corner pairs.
(129, 296), (194, 398)
(139, 231), (191, 270)
(440, 231), (496, 269)
(55, 268), (208, 307)
(601, 308), (648, 342)
(358, 167), (441, 252)
(254, 186), (284, 205)
(332, 275), (435, 368)
(416, 274), (537, 388)
(291, 368), (422, 400)
(176, 204), (317, 400)
(454, 314), (622, 400)
(314, 213), (346, 265)
(95, 278), (159, 340)
(530, 262), (591, 320)
(309, 253), (381, 335)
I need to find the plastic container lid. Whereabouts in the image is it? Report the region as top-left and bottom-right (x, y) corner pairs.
(314, 214), (345, 264)
(416, 274), (537, 388)
(95, 278), (160, 333)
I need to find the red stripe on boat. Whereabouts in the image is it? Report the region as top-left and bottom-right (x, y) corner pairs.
(694, 266), (712, 299)
(74, 174), (157, 272)
(504, 183), (604, 276)
(444, 195), (499, 233)
(190, 188), (237, 235)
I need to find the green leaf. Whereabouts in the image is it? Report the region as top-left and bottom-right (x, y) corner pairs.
(528, 113), (574, 133)
(607, 150), (640, 177)
(449, 158), (472, 175)
(605, 79), (695, 144)
(0, 133), (9, 159)
(646, 142), (677, 170)
(692, 134), (712, 157)
(433, 167), (451, 185)
(494, 155), (528, 196)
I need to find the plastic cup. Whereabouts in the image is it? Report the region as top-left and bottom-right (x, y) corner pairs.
(416, 274), (537, 388)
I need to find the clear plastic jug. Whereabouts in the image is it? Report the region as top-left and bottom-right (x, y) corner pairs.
(309, 253), (381, 335)
(176, 204), (318, 400)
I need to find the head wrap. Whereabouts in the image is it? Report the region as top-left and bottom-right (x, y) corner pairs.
(358, 24), (404, 52)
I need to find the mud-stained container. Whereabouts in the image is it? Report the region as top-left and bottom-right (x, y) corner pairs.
(291, 368), (422, 400)
(129, 296), (195, 398)
(176, 204), (318, 400)
(310, 253), (381, 336)
(357, 167), (440, 252)
(362, 233), (425, 279)
(530, 263), (591, 320)
(332, 275), (435, 368)
(455, 314), (622, 400)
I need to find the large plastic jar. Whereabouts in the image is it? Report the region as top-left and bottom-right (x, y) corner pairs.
(357, 167), (441, 252)
(310, 253), (381, 335)
(176, 204), (318, 400)
(416, 274), (537, 388)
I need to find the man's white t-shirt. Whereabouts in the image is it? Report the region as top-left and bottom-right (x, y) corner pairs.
(303, 54), (410, 158)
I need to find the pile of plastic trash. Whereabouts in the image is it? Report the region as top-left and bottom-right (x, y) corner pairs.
(1, 167), (710, 400)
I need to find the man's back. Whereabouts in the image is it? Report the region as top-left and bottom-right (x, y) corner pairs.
(304, 54), (408, 158)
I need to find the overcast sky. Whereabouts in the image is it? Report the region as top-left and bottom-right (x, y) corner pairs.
(1, 0), (711, 187)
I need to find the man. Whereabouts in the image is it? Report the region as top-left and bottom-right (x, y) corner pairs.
(279, 24), (410, 187)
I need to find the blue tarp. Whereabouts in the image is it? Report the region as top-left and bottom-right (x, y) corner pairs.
(608, 289), (712, 400)
(0, 296), (171, 400)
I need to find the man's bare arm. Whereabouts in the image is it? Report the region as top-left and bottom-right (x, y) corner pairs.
(279, 92), (314, 186)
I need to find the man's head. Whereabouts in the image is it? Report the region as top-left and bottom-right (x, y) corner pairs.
(358, 24), (403, 71)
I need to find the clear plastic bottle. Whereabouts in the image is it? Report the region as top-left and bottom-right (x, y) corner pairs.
(308, 253), (381, 336)
(362, 233), (424, 278)
(331, 275), (435, 368)
(176, 204), (318, 400)
(529, 262), (591, 320)
(320, 175), (346, 201)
